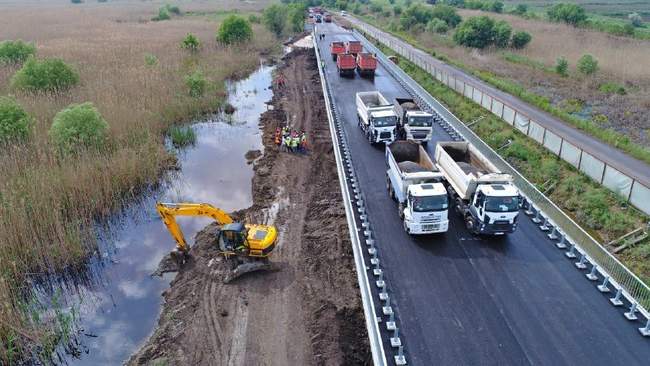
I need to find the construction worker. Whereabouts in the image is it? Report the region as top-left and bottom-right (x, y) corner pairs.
(300, 132), (307, 153)
(290, 135), (299, 153)
(275, 127), (282, 146)
(283, 135), (292, 152)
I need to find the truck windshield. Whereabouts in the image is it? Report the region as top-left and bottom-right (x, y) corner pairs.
(373, 116), (397, 127)
(412, 195), (448, 212)
(485, 196), (519, 212)
(407, 116), (432, 127)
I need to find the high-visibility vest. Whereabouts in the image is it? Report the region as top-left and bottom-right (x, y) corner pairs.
(291, 138), (299, 147)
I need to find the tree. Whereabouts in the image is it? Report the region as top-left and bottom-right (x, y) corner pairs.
(263, 5), (286, 36)
(628, 12), (642, 27)
(442, 0), (465, 7)
(0, 40), (36, 65)
(493, 20), (511, 47)
(513, 4), (527, 15)
(217, 15), (253, 44)
(485, 1), (503, 13)
(510, 31), (531, 49)
(547, 3), (587, 26)
(400, 3), (433, 30)
(427, 18), (449, 33)
(555, 57), (568, 76)
(11, 57), (79, 93)
(181, 33), (201, 52)
(453, 16), (496, 48)
(430, 4), (461, 28)
(153, 6), (171, 21)
(393, 5), (402, 15)
(335, 0), (348, 10)
(288, 4), (307, 33)
(0, 96), (32, 144)
(49, 102), (109, 154)
(577, 54), (598, 75)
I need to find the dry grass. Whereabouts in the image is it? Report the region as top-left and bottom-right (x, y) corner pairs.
(0, 0), (277, 362)
(458, 9), (650, 83)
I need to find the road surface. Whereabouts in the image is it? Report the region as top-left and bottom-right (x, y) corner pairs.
(315, 21), (650, 366)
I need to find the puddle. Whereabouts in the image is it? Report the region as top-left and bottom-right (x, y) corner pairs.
(44, 64), (274, 365)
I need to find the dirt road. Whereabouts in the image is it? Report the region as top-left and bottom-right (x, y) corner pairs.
(129, 48), (370, 366)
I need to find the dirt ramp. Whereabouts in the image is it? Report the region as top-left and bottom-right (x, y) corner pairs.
(129, 47), (369, 365)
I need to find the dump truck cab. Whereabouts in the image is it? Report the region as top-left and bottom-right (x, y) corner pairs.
(467, 183), (519, 235)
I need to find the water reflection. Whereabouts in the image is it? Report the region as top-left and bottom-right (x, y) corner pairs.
(52, 64), (274, 365)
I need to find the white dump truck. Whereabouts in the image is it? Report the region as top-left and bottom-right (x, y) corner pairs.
(435, 141), (520, 235)
(394, 98), (434, 143)
(356, 91), (398, 144)
(386, 141), (449, 235)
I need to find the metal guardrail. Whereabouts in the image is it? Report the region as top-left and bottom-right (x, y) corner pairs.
(312, 33), (389, 365)
(353, 29), (650, 318)
(350, 17), (650, 217)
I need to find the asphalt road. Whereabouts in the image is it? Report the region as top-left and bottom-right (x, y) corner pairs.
(314, 21), (650, 366)
(344, 16), (650, 189)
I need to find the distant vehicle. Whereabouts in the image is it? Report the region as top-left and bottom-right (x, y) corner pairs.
(315, 14), (322, 23)
(356, 91), (398, 144)
(329, 41), (345, 61)
(435, 141), (520, 235)
(386, 141), (449, 235)
(336, 53), (356, 77)
(345, 40), (362, 56)
(341, 10), (347, 16)
(356, 52), (377, 78)
(324, 14), (332, 22)
(394, 98), (433, 143)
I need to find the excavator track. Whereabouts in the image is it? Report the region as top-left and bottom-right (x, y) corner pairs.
(223, 257), (279, 284)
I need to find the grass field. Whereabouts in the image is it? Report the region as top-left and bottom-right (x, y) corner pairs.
(0, 0), (277, 362)
(502, 0), (650, 20)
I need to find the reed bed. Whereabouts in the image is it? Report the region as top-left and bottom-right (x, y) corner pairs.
(0, 0), (276, 361)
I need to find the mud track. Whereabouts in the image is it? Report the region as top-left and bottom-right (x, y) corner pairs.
(129, 48), (370, 365)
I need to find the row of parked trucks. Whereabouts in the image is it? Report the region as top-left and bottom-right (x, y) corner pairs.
(330, 41), (377, 77)
(355, 91), (521, 236)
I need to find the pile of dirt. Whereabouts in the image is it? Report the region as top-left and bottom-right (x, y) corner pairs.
(129, 47), (370, 365)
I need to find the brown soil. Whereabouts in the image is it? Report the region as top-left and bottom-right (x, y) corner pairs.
(128, 48), (370, 366)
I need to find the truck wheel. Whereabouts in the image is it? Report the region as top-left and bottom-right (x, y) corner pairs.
(403, 220), (411, 235)
(332, 55), (337, 62)
(454, 198), (463, 216)
(465, 216), (478, 235)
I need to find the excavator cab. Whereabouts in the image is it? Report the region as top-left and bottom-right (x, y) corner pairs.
(218, 223), (249, 254)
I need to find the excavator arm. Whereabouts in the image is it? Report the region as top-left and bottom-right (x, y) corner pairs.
(156, 202), (234, 253)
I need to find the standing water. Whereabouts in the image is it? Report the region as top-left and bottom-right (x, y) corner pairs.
(50, 64), (274, 365)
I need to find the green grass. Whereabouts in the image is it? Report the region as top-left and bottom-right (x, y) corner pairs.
(500, 52), (554, 73)
(168, 125), (196, 147)
(371, 38), (650, 284)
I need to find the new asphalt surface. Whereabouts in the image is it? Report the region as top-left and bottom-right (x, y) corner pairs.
(314, 21), (650, 366)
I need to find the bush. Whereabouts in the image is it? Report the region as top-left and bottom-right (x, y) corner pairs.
(166, 4), (181, 15)
(0, 40), (36, 65)
(628, 12), (643, 27)
(144, 53), (158, 66)
(400, 3), (433, 30)
(369, 1), (384, 13)
(49, 102), (108, 153)
(493, 20), (511, 47)
(513, 4), (527, 15)
(430, 4), (461, 28)
(153, 7), (171, 21)
(185, 70), (207, 97)
(11, 57), (79, 93)
(547, 3), (587, 26)
(248, 14), (261, 24)
(442, 0), (465, 7)
(555, 56), (568, 76)
(393, 5), (402, 15)
(598, 82), (626, 95)
(71, 0), (83, 3)
(510, 31), (531, 49)
(181, 33), (201, 51)
(0, 97), (32, 144)
(288, 4), (307, 33)
(577, 54), (598, 75)
(263, 5), (286, 36)
(427, 18), (449, 33)
(217, 15), (253, 44)
(168, 125), (196, 147)
(453, 16), (495, 48)
(465, 0), (483, 10)
(484, 1), (503, 13)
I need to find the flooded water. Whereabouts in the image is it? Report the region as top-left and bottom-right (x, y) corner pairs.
(51, 64), (274, 365)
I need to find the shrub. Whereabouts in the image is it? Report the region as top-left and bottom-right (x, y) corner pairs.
(144, 53), (158, 66)
(248, 14), (261, 24)
(453, 16), (495, 48)
(465, 0), (483, 10)
(11, 57), (79, 93)
(493, 20), (511, 47)
(430, 4), (461, 28)
(547, 3), (587, 26)
(598, 82), (626, 95)
(427, 18), (449, 33)
(0, 40), (36, 65)
(263, 5), (286, 37)
(510, 31), (531, 49)
(400, 3), (433, 30)
(513, 4), (527, 15)
(628, 12), (643, 27)
(153, 6), (171, 21)
(0, 97), (32, 144)
(555, 56), (568, 76)
(168, 125), (196, 147)
(484, 1), (503, 13)
(217, 15), (253, 44)
(442, 0), (465, 7)
(185, 70), (207, 97)
(393, 5), (402, 15)
(369, 1), (384, 13)
(577, 54), (598, 75)
(49, 102), (109, 153)
(288, 4), (307, 33)
(335, 0), (348, 10)
(71, 0), (83, 3)
(181, 33), (201, 51)
(166, 4), (181, 15)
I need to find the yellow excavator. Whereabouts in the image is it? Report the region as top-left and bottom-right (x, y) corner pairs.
(156, 202), (278, 282)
